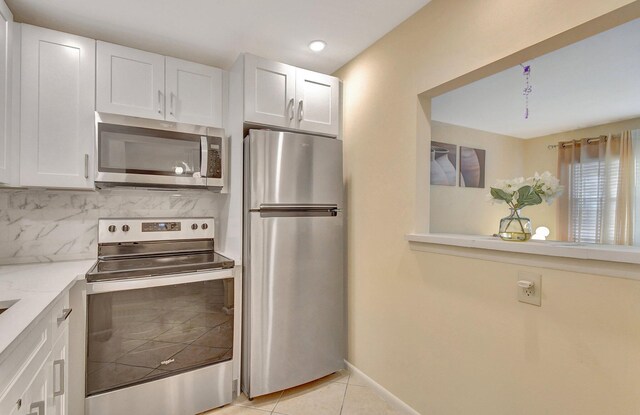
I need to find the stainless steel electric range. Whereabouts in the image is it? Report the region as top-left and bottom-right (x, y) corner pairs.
(85, 217), (235, 415)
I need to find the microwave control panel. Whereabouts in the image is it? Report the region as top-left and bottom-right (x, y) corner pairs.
(207, 138), (222, 179)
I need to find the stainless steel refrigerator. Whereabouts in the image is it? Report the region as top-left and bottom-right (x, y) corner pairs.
(242, 129), (345, 398)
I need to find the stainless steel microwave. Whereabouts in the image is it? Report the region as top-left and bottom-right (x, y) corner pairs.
(95, 123), (225, 190)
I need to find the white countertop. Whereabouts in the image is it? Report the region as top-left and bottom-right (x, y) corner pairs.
(0, 259), (95, 360)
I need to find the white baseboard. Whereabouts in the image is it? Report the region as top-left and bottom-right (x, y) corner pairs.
(344, 361), (421, 415)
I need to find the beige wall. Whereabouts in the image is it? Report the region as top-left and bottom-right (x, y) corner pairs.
(335, 1), (640, 414)
(430, 121), (526, 235)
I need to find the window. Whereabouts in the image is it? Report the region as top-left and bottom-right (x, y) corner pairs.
(569, 157), (619, 244)
(565, 131), (640, 246)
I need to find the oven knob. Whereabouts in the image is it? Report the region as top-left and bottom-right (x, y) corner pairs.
(191, 223), (198, 230)
(122, 224), (130, 232)
(108, 225), (116, 233)
(201, 223), (209, 230)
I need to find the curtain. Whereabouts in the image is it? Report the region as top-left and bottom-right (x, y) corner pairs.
(556, 131), (635, 245)
(633, 130), (640, 244)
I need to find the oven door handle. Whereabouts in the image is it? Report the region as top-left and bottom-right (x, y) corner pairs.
(86, 269), (234, 294)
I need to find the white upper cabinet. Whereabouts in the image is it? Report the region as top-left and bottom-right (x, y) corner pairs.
(20, 25), (95, 189)
(244, 54), (296, 129)
(295, 68), (339, 136)
(97, 43), (223, 127)
(0, 0), (12, 184)
(243, 54), (339, 136)
(165, 57), (223, 127)
(96, 41), (165, 120)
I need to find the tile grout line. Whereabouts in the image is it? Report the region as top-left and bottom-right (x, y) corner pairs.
(338, 373), (351, 415)
(270, 390), (284, 415)
(238, 372), (350, 415)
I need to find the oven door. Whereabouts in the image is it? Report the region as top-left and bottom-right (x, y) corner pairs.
(85, 269), (234, 398)
(95, 123), (214, 188)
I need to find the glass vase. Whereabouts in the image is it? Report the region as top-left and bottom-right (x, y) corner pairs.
(498, 209), (532, 241)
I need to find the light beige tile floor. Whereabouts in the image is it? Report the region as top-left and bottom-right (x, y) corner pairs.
(202, 370), (401, 415)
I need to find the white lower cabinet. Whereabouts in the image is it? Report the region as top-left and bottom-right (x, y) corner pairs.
(19, 24), (96, 189)
(49, 327), (69, 415)
(0, 295), (71, 415)
(21, 360), (49, 415)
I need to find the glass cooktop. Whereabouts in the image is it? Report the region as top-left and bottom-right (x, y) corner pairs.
(86, 251), (234, 282)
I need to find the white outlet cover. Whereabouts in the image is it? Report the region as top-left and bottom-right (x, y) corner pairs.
(517, 271), (541, 306)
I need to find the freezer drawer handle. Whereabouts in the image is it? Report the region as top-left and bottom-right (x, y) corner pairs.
(258, 204), (337, 210)
(256, 205), (340, 217)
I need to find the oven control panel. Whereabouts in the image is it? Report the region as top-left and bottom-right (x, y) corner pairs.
(142, 221), (181, 232)
(98, 217), (214, 243)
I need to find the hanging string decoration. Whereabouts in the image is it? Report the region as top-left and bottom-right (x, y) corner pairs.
(520, 64), (532, 119)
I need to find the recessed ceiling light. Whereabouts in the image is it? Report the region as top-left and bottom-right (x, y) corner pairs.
(308, 40), (326, 52)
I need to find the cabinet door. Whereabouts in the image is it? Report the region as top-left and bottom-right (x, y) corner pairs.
(165, 57), (223, 127)
(96, 41), (165, 120)
(295, 69), (339, 136)
(20, 25), (95, 189)
(22, 361), (48, 415)
(4, 397), (25, 415)
(244, 54), (296, 128)
(0, 0), (12, 184)
(49, 327), (68, 415)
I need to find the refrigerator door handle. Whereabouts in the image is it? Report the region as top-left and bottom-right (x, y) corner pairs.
(259, 204), (337, 211)
(253, 204), (340, 217)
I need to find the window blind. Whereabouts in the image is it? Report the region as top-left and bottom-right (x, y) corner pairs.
(570, 157), (619, 244)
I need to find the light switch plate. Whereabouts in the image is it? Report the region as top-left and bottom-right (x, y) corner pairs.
(517, 271), (541, 306)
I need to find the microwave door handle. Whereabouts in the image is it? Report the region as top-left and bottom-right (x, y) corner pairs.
(200, 136), (208, 178)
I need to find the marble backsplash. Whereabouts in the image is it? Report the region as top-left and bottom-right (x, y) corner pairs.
(0, 189), (226, 264)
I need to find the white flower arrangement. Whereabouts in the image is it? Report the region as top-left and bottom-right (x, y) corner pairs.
(489, 171), (563, 241)
(489, 171), (563, 209)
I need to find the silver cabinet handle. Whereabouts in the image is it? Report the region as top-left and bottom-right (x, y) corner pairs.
(53, 359), (65, 397)
(288, 98), (294, 120)
(28, 400), (44, 415)
(57, 308), (72, 325)
(157, 90), (162, 114)
(170, 92), (175, 116)
(84, 154), (89, 179)
(298, 99), (304, 122)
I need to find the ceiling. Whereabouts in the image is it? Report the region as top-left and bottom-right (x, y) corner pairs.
(6, 0), (430, 74)
(431, 18), (640, 139)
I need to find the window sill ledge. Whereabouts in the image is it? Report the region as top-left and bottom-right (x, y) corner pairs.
(406, 233), (640, 280)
